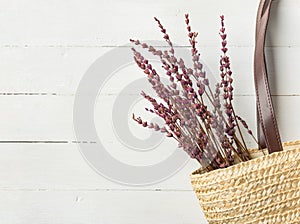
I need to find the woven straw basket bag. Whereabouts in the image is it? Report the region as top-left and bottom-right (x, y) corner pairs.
(190, 0), (300, 223)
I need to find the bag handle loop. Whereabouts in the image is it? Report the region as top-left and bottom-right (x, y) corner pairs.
(254, 0), (283, 153)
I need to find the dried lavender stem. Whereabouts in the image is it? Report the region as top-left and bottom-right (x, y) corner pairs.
(131, 14), (254, 169)
(202, 85), (250, 160)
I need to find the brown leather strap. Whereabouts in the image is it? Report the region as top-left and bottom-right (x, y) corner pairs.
(256, 0), (267, 40)
(254, 0), (283, 153)
(255, 0), (269, 149)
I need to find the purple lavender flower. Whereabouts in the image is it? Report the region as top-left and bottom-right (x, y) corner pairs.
(131, 14), (256, 171)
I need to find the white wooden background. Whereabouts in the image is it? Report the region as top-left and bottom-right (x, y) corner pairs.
(0, 0), (299, 223)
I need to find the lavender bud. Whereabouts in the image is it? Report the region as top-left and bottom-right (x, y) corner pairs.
(199, 72), (206, 78)
(198, 88), (204, 96)
(167, 133), (173, 137)
(161, 127), (167, 133)
(203, 78), (209, 86)
(222, 41), (227, 47)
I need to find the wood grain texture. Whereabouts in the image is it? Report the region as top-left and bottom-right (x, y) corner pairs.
(0, 191), (205, 224)
(0, 0), (299, 223)
(0, 143), (200, 190)
(0, 95), (299, 142)
(0, 46), (298, 95)
(0, 0), (298, 46)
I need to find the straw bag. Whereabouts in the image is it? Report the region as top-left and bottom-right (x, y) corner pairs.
(190, 0), (300, 223)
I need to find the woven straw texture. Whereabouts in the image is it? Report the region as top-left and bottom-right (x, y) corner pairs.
(190, 141), (300, 224)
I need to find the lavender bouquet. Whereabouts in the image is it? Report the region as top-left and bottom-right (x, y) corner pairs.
(131, 15), (258, 172)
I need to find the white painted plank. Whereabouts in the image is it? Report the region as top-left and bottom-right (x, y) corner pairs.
(0, 95), (255, 141)
(95, 46), (300, 96)
(0, 0), (298, 46)
(0, 143), (200, 190)
(0, 95), (298, 143)
(0, 95), (74, 140)
(0, 46), (298, 95)
(0, 191), (207, 224)
(0, 47), (106, 94)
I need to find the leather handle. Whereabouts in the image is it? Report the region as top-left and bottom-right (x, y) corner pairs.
(254, 0), (283, 153)
(256, 0), (269, 40)
(255, 0), (269, 149)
